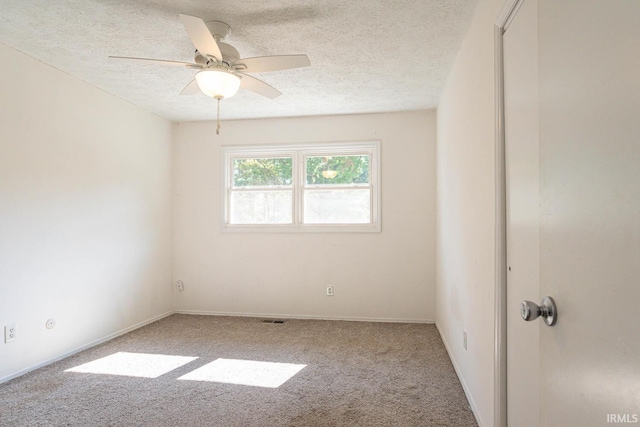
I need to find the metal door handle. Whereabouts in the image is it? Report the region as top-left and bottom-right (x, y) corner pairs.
(520, 296), (557, 326)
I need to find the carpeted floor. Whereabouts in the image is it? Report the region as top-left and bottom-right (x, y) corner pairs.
(0, 314), (478, 426)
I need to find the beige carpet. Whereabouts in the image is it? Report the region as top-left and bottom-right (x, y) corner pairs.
(0, 314), (478, 426)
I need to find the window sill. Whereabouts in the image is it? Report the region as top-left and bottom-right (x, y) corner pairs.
(222, 223), (381, 233)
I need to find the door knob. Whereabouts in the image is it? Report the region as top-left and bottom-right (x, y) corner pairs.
(520, 296), (557, 326)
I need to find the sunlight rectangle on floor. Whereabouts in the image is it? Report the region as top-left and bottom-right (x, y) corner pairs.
(65, 352), (198, 378)
(177, 358), (306, 388)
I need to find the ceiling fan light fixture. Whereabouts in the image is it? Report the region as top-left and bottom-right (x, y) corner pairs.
(195, 69), (241, 99)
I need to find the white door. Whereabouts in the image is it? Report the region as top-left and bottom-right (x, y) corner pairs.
(537, 0), (640, 424)
(503, 0), (540, 426)
(504, 0), (640, 425)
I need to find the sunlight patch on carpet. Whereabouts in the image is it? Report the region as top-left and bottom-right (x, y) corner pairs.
(177, 358), (306, 388)
(65, 352), (198, 378)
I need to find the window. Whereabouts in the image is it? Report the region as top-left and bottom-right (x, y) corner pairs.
(222, 141), (380, 232)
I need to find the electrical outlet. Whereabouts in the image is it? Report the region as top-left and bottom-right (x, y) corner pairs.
(463, 330), (468, 350)
(326, 286), (334, 296)
(176, 280), (185, 291)
(5, 323), (16, 343)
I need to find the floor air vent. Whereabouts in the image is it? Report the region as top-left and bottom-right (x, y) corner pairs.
(262, 319), (285, 324)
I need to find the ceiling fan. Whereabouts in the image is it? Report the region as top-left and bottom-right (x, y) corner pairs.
(110, 14), (311, 133)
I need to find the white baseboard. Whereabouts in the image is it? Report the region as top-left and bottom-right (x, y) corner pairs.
(436, 322), (485, 427)
(0, 311), (174, 384)
(174, 309), (435, 324)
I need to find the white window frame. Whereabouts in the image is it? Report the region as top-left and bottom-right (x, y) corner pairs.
(222, 141), (381, 233)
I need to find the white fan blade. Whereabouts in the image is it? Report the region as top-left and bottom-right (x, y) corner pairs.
(179, 14), (223, 61)
(238, 73), (282, 99)
(109, 56), (203, 69)
(238, 54), (310, 73)
(180, 79), (201, 95)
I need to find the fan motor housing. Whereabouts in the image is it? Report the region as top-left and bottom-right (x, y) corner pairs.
(219, 42), (240, 63)
(194, 19), (240, 66)
(194, 43), (239, 67)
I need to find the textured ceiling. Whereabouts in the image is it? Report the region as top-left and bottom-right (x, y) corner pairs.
(0, 0), (476, 122)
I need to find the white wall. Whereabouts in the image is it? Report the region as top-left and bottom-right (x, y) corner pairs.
(0, 43), (174, 382)
(435, 0), (504, 425)
(173, 111), (436, 322)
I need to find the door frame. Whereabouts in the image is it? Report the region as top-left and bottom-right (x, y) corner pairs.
(494, 1), (527, 426)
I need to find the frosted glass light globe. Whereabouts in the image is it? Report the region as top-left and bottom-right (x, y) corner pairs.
(195, 69), (241, 98)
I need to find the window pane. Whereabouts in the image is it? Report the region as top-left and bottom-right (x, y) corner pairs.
(233, 157), (292, 187)
(230, 191), (292, 224)
(306, 155), (369, 185)
(304, 189), (371, 224)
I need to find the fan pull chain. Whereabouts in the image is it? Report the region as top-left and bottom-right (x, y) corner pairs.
(216, 96), (221, 135)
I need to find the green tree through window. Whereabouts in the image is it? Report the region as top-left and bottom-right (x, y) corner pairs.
(233, 158), (292, 187)
(306, 155), (369, 185)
